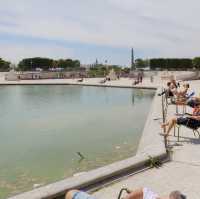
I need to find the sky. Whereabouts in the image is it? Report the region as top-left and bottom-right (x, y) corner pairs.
(0, 0), (200, 66)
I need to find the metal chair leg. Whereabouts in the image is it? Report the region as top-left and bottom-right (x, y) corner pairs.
(176, 105), (178, 114)
(193, 130), (197, 137)
(174, 126), (176, 137)
(182, 105), (186, 114)
(177, 126), (180, 142)
(197, 130), (200, 138)
(194, 130), (200, 138)
(174, 125), (180, 142)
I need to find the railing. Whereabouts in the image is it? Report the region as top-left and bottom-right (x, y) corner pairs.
(161, 87), (168, 147)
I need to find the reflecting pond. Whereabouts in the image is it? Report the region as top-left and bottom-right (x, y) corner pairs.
(0, 85), (154, 198)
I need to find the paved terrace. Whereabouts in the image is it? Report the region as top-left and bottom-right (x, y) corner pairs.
(93, 80), (200, 199)
(0, 75), (161, 89)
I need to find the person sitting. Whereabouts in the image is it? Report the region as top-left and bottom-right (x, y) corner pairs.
(65, 188), (186, 199)
(161, 104), (200, 138)
(158, 79), (183, 98)
(173, 83), (192, 101)
(175, 96), (200, 108)
(158, 82), (174, 97)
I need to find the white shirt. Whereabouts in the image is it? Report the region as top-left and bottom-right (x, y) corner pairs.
(143, 187), (159, 199)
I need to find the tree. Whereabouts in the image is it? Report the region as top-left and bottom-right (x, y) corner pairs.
(0, 58), (10, 71)
(135, 59), (147, 68)
(57, 59), (80, 70)
(73, 60), (80, 68)
(150, 58), (193, 70)
(192, 57), (200, 69)
(17, 57), (81, 71)
(18, 57), (54, 71)
(122, 67), (130, 74)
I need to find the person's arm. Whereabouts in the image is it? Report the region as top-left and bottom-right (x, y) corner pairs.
(124, 188), (143, 199)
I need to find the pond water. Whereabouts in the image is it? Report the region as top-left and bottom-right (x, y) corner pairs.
(0, 85), (154, 198)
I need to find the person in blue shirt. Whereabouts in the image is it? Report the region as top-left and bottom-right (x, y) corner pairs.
(65, 187), (186, 199)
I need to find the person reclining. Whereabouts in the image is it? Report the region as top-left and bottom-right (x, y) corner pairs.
(158, 80), (184, 98)
(65, 188), (186, 199)
(174, 83), (195, 103)
(175, 83), (190, 98)
(161, 104), (200, 137)
(158, 82), (174, 97)
(174, 95), (200, 108)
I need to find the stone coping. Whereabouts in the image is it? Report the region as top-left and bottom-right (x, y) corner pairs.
(8, 87), (167, 199)
(0, 81), (157, 90)
(137, 88), (166, 155)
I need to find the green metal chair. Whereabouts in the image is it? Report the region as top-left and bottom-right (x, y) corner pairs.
(174, 123), (200, 142)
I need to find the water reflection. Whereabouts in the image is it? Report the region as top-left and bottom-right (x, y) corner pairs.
(132, 90), (135, 105)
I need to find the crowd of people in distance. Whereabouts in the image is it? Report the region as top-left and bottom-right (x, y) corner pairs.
(65, 187), (186, 199)
(158, 79), (200, 138)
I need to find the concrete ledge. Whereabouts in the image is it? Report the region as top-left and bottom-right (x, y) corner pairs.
(137, 88), (166, 155)
(0, 82), (157, 90)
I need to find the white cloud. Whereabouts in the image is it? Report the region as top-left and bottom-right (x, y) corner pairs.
(1, 0), (200, 63)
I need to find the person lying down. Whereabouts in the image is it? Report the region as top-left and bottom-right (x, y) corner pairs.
(65, 187), (186, 199)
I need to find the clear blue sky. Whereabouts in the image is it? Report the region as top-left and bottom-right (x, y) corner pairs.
(0, 0), (200, 66)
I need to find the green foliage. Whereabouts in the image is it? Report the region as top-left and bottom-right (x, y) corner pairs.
(150, 58), (193, 70)
(18, 57), (81, 71)
(9, 56), (200, 72)
(146, 156), (162, 168)
(57, 59), (80, 69)
(18, 57), (54, 71)
(135, 58), (148, 68)
(0, 58), (10, 71)
(122, 67), (130, 74)
(192, 57), (200, 69)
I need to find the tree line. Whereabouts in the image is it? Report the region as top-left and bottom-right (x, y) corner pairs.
(1, 56), (200, 72)
(136, 57), (200, 70)
(17, 57), (81, 71)
(0, 58), (10, 71)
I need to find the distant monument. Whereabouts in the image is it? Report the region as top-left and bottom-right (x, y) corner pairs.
(131, 48), (135, 70)
(95, 58), (98, 66)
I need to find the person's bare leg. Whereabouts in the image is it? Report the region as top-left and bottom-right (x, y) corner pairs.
(161, 117), (177, 137)
(165, 117), (177, 137)
(124, 188), (143, 199)
(65, 189), (79, 199)
(161, 121), (170, 128)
